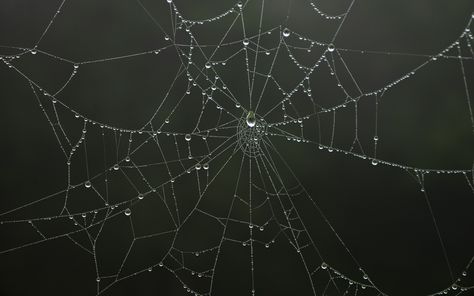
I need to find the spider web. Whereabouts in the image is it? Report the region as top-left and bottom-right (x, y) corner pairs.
(0, 0), (474, 295)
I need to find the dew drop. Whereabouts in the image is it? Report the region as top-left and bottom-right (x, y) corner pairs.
(283, 28), (291, 38)
(328, 43), (335, 52)
(243, 38), (250, 46)
(113, 164), (119, 170)
(185, 134), (191, 141)
(321, 262), (328, 269)
(124, 208), (131, 216)
(246, 111), (256, 127)
(85, 181), (92, 188)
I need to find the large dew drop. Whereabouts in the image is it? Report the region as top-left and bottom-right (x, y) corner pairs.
(246, 111), (256, 128)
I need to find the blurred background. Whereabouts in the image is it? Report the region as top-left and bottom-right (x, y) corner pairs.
(0, 0), (473, 295)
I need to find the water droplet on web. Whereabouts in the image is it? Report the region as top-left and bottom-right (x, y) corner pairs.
(203, 163), (209, 170)
(125, 156), (130, 162)
(246, 111), (256, 127)
(85, 181), (92, 188)
(124, 208), (131, 216)
(195, 163), (202, 170)
(243, 38), (250, 46)
(321, 262), (328, 269)
(113, 164), (119, 170)
(283, 28), (291, 37)
(166, 0), (172, 3)
(328, 43), (335, 52)
(138, 194), (144, 200)
(237, 1), (243, 8)
(185, 134), (191, 141)
(205, 62), (211, 69)
(31, 50), (37, 55)
(371, 159), (378, 166)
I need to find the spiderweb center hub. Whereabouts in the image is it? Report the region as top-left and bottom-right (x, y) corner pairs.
(237, 111), (267, 158)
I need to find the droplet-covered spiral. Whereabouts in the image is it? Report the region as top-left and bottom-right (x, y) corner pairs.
(237, 112), (266, 158)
